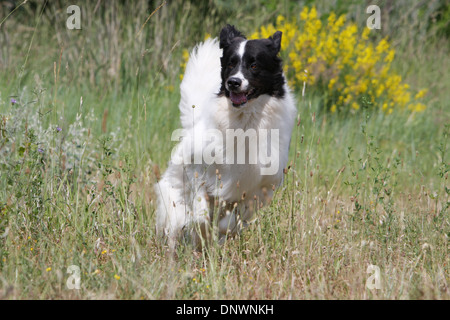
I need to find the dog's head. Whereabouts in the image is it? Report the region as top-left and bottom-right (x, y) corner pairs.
(219, 25), (285, 108)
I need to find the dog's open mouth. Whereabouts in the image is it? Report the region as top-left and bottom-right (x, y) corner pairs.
(230, 89), (255, 107)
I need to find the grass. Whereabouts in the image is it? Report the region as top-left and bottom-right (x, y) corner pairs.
(0, 0), (449, 299)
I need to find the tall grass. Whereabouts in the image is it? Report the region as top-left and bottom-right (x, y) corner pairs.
(0, 0), (448, 299)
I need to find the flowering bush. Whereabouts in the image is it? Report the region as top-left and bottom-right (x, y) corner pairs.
(249, 7), (428, 114)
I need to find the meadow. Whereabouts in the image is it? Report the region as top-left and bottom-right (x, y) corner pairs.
(0, 0), (448, 299)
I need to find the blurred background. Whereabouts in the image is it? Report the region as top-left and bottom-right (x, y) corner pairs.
(0, 0), (449, 299)
(0, 0), (448, 164)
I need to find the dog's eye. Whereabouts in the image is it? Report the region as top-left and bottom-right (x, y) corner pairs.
(228, 63), (235, 69)
(250, 63), (257, 70)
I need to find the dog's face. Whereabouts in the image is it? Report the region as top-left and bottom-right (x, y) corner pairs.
(219, 25), (286, 108)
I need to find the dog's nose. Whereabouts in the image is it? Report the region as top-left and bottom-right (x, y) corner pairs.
(227, 77), (242, 89)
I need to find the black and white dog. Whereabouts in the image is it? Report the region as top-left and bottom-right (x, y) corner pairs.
(155, 25), (297, 248)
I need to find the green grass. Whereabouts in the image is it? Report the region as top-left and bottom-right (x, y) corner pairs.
(0, 0), (449, 299)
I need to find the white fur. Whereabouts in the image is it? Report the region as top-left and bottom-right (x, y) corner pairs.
(155, 38), (297, 248)
(178, 38), (223, 130)
(237, 40), (247, 58)
(227, 41), (249, 91)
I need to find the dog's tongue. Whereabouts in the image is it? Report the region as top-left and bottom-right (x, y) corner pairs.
(230, 92), (247, 106)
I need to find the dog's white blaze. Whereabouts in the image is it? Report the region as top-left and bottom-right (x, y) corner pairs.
(237, 40), (247, 58)
(232, 40), (249, 91)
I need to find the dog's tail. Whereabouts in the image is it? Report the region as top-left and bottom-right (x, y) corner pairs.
(179, 38), (222, 129)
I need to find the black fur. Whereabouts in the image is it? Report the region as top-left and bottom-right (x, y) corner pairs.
(219, 24), (246, 49)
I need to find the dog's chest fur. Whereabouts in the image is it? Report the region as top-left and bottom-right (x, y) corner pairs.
(200, 94), (289, 203)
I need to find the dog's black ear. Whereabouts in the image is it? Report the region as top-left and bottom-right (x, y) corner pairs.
(219, 24), (246, 49)
(269, 31), (282, 54)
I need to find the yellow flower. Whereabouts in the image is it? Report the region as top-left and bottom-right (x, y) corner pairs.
(375, 38), (389, 54)
(307, 55), (317, 64)
(344, 95), (352, 104)
(309, 7), (318, 19)
(300, 7), (309, 21)
(415, 89), (428, 99)
(46, 267), (52, 272)
(114, 274), (121, 280)
(260, 24), (276, 39)
(249, 31), (260, 40)
(276, 15), (285, 26)
(416, 103), (426, 112)
(335, 15), (346, 29)
(385, 49), (395, 63)
(328, 78), (337, 90)
(182, 49), (189, 61)
(251, 6), (426, 115)
(356, 79), (369, 94)
(408, 103), (427, 112)
(361, 27), (370, 41)
(327, 12), (336, 26)
(376, 84), (385, 97)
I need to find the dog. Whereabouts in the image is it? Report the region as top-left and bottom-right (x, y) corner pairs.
(155, 25), (297, 248)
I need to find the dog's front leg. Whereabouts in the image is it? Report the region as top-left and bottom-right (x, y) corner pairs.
(187, 168), (212, 249)
(155, 162), (191, 249)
